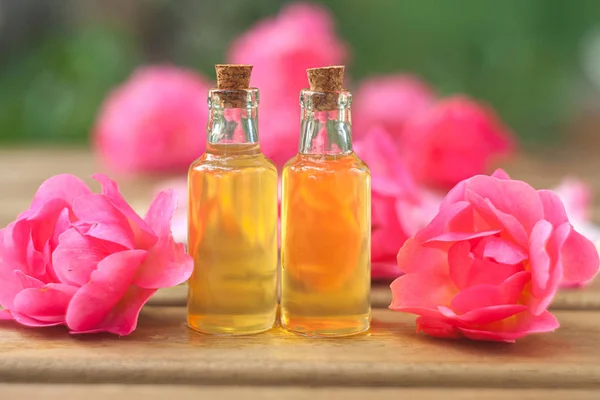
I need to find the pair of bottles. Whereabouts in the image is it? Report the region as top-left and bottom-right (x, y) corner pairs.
(187, 64), (371, 337)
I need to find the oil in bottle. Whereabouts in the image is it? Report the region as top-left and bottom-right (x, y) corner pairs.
(281, 66), (371, 337)
(187, 65), (278, 335)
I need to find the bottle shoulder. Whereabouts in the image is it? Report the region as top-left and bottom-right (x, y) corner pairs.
(282, 155), (299, 172)
(351, 153), (371, 176)
(189, 152), (276, 175)
(283, 152), (370, 176)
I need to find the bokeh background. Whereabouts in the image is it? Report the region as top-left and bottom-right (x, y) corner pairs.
(2, 0), (600, 147)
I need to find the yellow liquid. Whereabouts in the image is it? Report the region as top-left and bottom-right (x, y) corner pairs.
(187, 143), (278, 335)
(281, 153), (371, 337)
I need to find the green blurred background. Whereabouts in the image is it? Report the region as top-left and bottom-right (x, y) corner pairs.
(1, 0), (600, 146)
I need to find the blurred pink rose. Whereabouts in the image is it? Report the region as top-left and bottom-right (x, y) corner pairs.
(229, 2), (348, 167)
(94, 66), (212, 174)
(551, 178), (600, 285)
(553, 178), (593, 224)
(390, 169), (599, 342)
(0, 174), (193, 334)
(402, 96), (515, 189)
(353, 75), (435, 141)
(354, 127), (442, 280)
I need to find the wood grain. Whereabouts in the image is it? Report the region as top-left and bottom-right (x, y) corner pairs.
(1, 385), (598, 400)
(1, 308), (599, 388)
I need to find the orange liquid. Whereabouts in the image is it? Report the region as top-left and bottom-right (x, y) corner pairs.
(281, 152), (371, 337)
(187, 143), (278, 335)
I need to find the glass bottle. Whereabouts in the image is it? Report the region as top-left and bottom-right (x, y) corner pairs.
(281, 66), (371, 337)
(187, 65), (278, 335)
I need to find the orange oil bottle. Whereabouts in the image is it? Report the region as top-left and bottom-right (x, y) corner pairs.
(187, 65), (278, 335)
(281, 66), (371, 337)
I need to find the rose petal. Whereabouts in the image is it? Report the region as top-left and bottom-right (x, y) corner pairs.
(28, 174), (91, 212)
(72, 194), (136, 249)
(392, 239), (456, 310)
(13, 283), (77, 324)
(416, 201), (473, 242)
(133, 191), (193, 289)
(438, 304), (527, 325)
(448, 242), (523, 289)
(50, 208), (72, 251)
(528, 219), (553, 299)
(26, 238), (46, 277)
(69, 286), (156, 335)
(11, 311), (63, 327)
(144, 190), (178, 236)
(396, 237), (447, 275)
(449, 271), (529, 316)
(538, 190), (569, 227)
(465, 175), (543, 233)
(459, 310), (559, 343)
(491, 169), (511, 180)
(466, 190), (529, 245)
(13, 270), (45, 289)
(66, 250), (147, 333)
(135, 237), (193, 289)
(425, 229), (501, 243)
(481, 236), (527, 265)
(450, 284), (507, 314)
(439, 180), (467, 209)
(391, 272), (457, 311)
(53, 228), (126, 286)
(26, 199), (70, 253)
(3, 220), (30, 270)
(527, 223), (570, 315)
(93, 174), (158, 249)
(500, 270), (531, 303)
(0, 269), (44, 311)
(416, 316), (462, 339)
(560, 228), (600, 286)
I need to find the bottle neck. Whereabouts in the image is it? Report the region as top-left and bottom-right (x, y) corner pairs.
(206, 88), (260, 154)
(298, 90), (352, 156)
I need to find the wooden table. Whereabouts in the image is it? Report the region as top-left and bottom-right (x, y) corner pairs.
(1, 147), (599, 399)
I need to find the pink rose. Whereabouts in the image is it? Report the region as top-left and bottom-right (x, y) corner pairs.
(0, 174), (193, 334)
(353, 74), (435, 142)
(390, 169), (599, 342)
(354, 127), (442, 280)
(93, 66), (212, 174)
(229, 2), (348, 167)
(402, 96), (515, 189)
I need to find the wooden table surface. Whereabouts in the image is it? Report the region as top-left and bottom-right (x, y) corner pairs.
(0, 147), (599, 399)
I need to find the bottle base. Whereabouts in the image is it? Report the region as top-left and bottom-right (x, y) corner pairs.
(187, 313), (276, 336)
(281, 313), (370, 338)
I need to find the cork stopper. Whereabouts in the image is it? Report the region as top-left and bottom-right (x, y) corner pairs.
(307, 66), (344, 92)
(215, 64), (252, 90)
(211, 64), (255, 108)
(304, 66), (346, 111)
